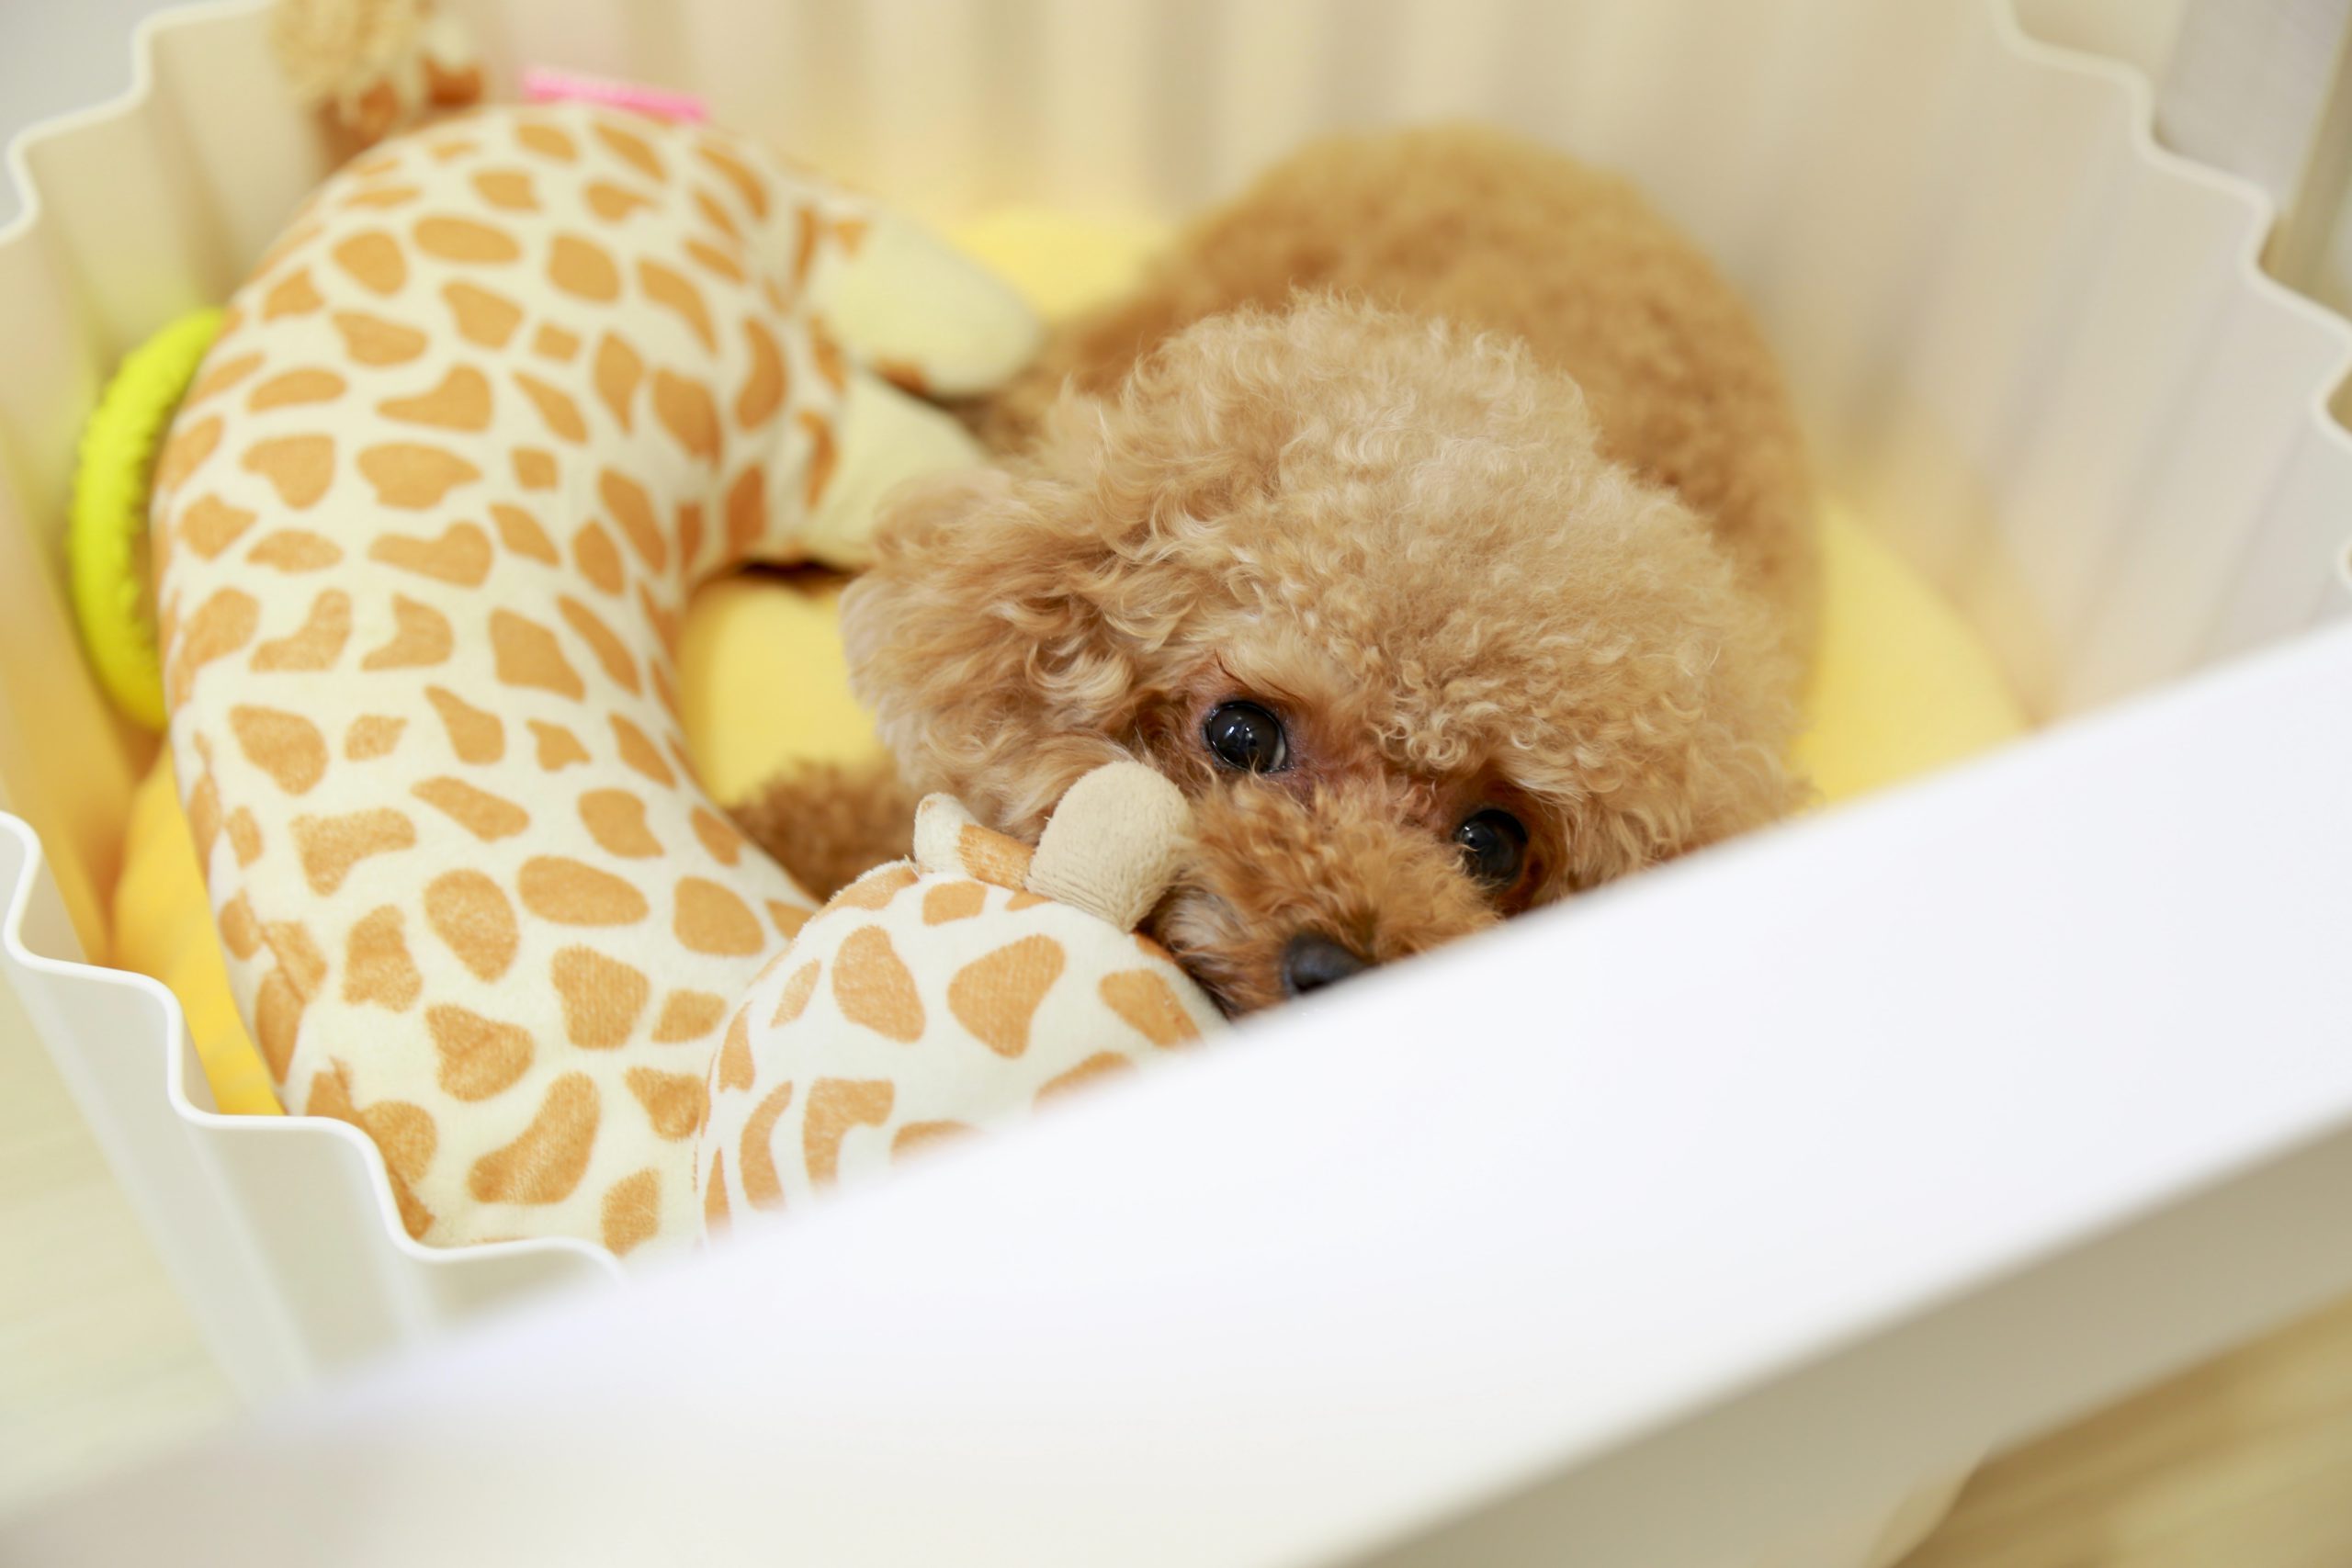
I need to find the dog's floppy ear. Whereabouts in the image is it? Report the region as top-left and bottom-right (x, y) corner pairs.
(841, 459), (1143, 838)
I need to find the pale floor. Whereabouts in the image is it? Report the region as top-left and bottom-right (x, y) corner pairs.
(4, 1009), (2351, 1557)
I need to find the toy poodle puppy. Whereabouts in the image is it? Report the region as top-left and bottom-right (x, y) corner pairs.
(742, 126), (1815, 1013)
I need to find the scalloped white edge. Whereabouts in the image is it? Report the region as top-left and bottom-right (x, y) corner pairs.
(0, 0), (2345, 1339)
(1984, 5), (2352, 597)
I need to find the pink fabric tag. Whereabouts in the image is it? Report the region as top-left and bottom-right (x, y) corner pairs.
(520, 68), (709, 122)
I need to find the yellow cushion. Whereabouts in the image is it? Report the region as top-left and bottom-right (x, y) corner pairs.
(110, 207), (2025, 1114)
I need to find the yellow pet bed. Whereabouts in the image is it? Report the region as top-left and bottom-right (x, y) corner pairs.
(109, 209), (2028, 1114)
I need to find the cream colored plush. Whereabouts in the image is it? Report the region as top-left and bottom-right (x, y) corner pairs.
(152, 100), (1036, 1257)
(698, 762), (1222, 1233)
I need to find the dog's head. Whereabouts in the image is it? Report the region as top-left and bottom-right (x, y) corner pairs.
(842, 297), (1800, 1012)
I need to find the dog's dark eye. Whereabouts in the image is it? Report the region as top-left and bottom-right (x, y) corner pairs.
(1454, 808), (1528, 888)
(1203, 701), (1287, 773)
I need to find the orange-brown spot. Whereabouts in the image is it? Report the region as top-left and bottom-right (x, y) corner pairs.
(579, 788), (661, 858)
(379, 365), (494, 432)
(803, 1078), (894, 1187)
(1005, 889), (1053, 911)
(246, 530), (342, 571)
(610, 714), (675, 786)
(168, 588), (259, 705)
(600, 1168), (661, 1256)
(262, 267), (323, 320)
(531, 321), (581, 361)
(723, 464), (766, 555)
(247, 367), (346, 412)
(799, 409), (837, 507)
(891, 1121), (972, 1160)
(808, 323), (848, 394)
(470, 167), (537, 210)
(922, 881), (986, 925)
(343, 906), (421, 1010)
(948, 935), (1065, 1057)
(491, 610), (584, 698)
(443, 281), (524, 348)
(739, 1081), (793, 1210)
(423, 685), (503, 765)
(675, 502), (705, 571)
(690, 808), (742, 865)
(554, 597), (640, 694)
(229, 705), (327, 795)
(695, 186), (741, 241)
(359, 594), (453, 671)
(219, 893), (261, 960)
(416, 214), (522, 263)
(768, 901), (810, 939)
(704, 1151), (730, 1231)
(652, 990), (727, 1043)
(516, 122), (577, 162)
(957, 824), (1034, 889)
(583, 179), (652, 222)
(519, 855), (650, 925)
(177, 494), (255, 558)
(639, 259), (714, 350)
(332, 230), (406, 295)
(571, 524), (626, 596)
(770, 960), (820, 1026)
(253, 589), (351, 671)
(674, 876), (763, 956)
(1100, 969), (1201, 1047)
(717, 1008), (755, 1093)
(593, 120), (664, 181)
(307, 1063), (436, 1237)
(513, 447), (558, 490)
(332, 310), (427, 365)
(155, 414), (222, 494)
(512, 370), (586, 443)
(833, 864), (918, 911)
(413, 776), (530, 840)
(225, 807), (263, 866)
(683, 238), (744, 284)
(370, 519), (492, 585)
(531, 720), (589, 771)
(1038, 1051), (1137, 1104)
(358, 443), (481, 509)
(491, 502), (558, 564)
(593, 332), (641, 431)
(548, 232), (620, 300)
(695, 142), (769, 219)
(242, 434), (336, 508)
(468, 1074), (599, 1204)
(623, 1066), (706, 1141)
(345, 715), (404, 760)
(736, 317), (786, 427)
(653, 371), (719, 464)
(429, 1004), (534, 1100)
(551, 945), (651, 1048)
(424, 868), (517, 980)
(598, 468), (666, 570)
(343, 182), (421, 210)
(830, 926), (923, 1043)
(291, 807), (416, 895)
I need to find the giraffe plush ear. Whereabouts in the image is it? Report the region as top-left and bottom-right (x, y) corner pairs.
(698, 766), (1219, 1237)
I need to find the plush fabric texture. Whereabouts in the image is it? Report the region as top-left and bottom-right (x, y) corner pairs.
(148, 100), (1035, 1255)
(697, 765), (1220, 1235)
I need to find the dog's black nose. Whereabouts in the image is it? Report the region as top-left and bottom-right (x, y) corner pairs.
(1281, 934), (1371, 997)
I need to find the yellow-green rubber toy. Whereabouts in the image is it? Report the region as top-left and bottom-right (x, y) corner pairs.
(70, 307), (224, 731)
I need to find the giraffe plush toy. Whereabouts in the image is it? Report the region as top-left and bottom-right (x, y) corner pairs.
(152, 100), (1038, 1258)
(697, 762), (1225, 1233)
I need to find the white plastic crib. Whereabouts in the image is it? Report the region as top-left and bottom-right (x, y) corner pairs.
(1, 0), (2348, 1563)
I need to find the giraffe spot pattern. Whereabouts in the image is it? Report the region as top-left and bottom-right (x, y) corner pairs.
(343, 907), (422, 1010)
(624, 1067), (707, 1141)
(552, 945), (651, 1048)
(371, 520), (493, 585)
(519, 855), (650, 925)
(412, 776), (530, 840)
(738, 1080), (793, 1210)
(229, 705), (328, 795)
(674, 877), (763, 956)
(652, 990), (727, 1043)
(345, 715), (405, 760)
(424, 868), (518, 981)
(599, 1168), (661, 1256)
(803, 1078), (893, 1187)
(424, 684), (504, 761)
(249, 368), (347, 412)
(579, 788), (661, 858)
(292, 807), (415, 895)
(444, 281), (523, 348)
(831, 927), (923, 1043)
(947, 935), (1067, 1058)
(242, 434), (336, 508)
(246, 530), (343, 572)
(359, 594), (453, 670)
(379, 366), (494, 431)
(468, 1074), (598, 1204)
